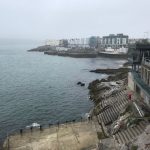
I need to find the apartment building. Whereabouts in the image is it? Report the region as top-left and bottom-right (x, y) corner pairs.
(128, 43), (150, 107)
(99, 34), (129, 50)
(67, 38), (90, 48)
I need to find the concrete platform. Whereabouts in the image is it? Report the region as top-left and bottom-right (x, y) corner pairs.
(3, 121), (100, 150)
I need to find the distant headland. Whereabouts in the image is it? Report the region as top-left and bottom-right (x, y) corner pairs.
(28, 45), (128, 59)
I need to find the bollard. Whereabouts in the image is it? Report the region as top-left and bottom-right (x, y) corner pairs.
(40, 125), (42, 131)
(57, 121), (59, 128)
(49, 123), (52, 128)
(20, 129), (23, 135)
(30, 126), (33, 132)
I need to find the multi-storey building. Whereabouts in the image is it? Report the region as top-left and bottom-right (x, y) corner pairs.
(128, 43), (150, 107)
(67, 38), (90, 48)
(99, 34), (129, 50)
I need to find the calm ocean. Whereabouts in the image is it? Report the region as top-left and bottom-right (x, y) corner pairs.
(0, 42), (126, 141)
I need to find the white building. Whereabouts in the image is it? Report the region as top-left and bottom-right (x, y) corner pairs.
(45, 40), (60, 46)
(99, 34), (129, 50)
(68, 38), (90, 48)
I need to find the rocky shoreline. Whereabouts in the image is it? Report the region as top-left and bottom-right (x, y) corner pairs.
(90, 67), (129, 74)
(28, 45), (98, 58)
(28, 45), (128, 59)
(44, 51), (97, 58)
(88, 67), (129, 112)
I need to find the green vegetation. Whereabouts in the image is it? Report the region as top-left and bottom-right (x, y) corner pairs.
(127, 117), (142, 127)
(97, 132), (106, 140)
(131, 145), (138, 150)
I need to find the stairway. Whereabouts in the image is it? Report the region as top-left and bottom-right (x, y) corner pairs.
(113, 121), (146, 144)
(97, 90), (129, 125)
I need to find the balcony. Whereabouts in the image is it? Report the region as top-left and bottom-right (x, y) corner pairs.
(132, 71), (150, 97)
(142, 57), (150, 67)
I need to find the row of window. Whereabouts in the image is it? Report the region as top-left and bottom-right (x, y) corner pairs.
(101, 38), (128, 45)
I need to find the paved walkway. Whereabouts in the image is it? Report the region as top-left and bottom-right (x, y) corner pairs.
(3, 121), (100, 150)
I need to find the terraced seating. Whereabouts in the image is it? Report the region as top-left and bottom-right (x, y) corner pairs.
(113, 121), (147, 145)
(97, 90), (129, 125)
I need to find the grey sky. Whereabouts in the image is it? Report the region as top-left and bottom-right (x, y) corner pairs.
(0, 0), (150, 40)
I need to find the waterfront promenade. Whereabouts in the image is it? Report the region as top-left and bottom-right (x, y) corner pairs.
(3, 120), (101, 150)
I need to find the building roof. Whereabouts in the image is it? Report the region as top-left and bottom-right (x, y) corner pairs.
(136, 43), (150, 51)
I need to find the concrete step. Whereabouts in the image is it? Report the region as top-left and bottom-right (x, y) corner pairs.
(113, 122), (146, 145)
(100, 106), (119, 125)
(123, 129), (133, 142)
(136, 124), (144, 133)
(112, 103), (118, 113)
(103, 111), (109, 124)
(126, 128), (135, 139)
(133, 125), (141, 135)
(128, 126), (139, 137)
(118, 95), (127, 106)
(99, 114), (105, 124)
(110, 107), (118, 121)
(117, 132), (125, 144)
(115, 101), (120, 111)
(121, 130), (130, 143)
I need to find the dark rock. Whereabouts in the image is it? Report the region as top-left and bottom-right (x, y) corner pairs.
(77, 82), (82, 85)
(81, 83), (85, 86)
(90, 67), (129, 75)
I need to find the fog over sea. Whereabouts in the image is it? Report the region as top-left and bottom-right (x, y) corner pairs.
(0, 40), (126, 141)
